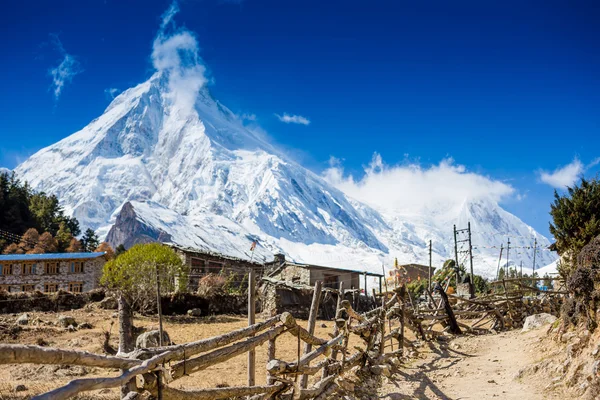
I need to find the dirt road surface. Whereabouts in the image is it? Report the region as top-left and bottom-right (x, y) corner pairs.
(378, 328), (563, 399)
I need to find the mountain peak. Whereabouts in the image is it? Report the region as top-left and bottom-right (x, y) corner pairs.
(14, 74), (556, 278)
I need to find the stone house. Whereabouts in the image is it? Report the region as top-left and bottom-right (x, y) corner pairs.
(396, 263), (436, 283)
(169, 245), (264, 292)
(261, 254), (384, 318)
(265, 253), (384, 291)
(0, 252), (107, 293)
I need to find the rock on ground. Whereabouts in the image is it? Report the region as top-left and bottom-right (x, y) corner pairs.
(16, 313), (29, 325)
(187, 308), (202, 317)
(136, 330), (171, 348)
(522, 313), (557, 332)
(57, 315), (77, 328)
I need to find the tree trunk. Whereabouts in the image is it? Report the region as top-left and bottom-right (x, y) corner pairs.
(118, 294), (136, 398)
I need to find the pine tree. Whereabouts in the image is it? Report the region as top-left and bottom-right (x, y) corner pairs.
(81, 229), (99, 252)
(498, 267), (506, 280)
(550, 177), (600, 275)
(55, 221), (72, 252)
(116, 244), (127, 256)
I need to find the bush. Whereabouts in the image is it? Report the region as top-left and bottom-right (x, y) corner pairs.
(197, 273), (227, 297)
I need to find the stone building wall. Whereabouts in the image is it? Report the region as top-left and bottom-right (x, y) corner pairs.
(0, 257), (105, 293)
(309, 268), (360, 290)
(171, 246), (262, 292)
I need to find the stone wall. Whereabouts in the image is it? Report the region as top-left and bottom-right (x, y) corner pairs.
(261, 284), (377, 320)
(0, 289), (105, 314)
(0, 257), (105, 293)
(161, 292), (254, 316)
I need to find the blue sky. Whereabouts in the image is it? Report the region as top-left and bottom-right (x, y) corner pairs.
(0, 0), (599, 237)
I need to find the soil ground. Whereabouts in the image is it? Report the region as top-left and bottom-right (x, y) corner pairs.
(0, 307), (378, 399)
(0, 307), (570, 399)
(378, 328), (566, 399)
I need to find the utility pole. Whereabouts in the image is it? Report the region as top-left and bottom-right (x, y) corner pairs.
(428, 239), (433, 291)
(520, 260), (523, 278)
(532, 238), (537, 277)
(467, 222), (475, 298)
(453, 225), (459, 290)
(506, 238), (511, 276)
(496, 244), (504, 281)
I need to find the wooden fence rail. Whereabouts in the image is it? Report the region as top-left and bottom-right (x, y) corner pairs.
(0, 284), (409, 400)
(0, 277), (565, 400)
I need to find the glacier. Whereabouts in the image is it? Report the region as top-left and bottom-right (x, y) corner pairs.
(14, 71), (557, 279)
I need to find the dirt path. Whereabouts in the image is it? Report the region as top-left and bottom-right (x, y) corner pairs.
(378, 329), (563, 399)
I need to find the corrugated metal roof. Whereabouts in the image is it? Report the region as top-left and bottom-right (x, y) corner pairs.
(0, 252), (106, 262)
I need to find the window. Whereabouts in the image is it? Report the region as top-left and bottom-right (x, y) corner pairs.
(23, 263), (37, 275)
(207, 261), (224, 273)
(21, 284), (35, 292)
(68, 282), (83, 293)
(190, 258), (205, 274)
(323, 274), (339, 289)
(44, 283), (59, 293)
(70, 261), (83, 273)
(45, 262), (59, 275)
(0, 263), (14, 275)
(0, 285), (10, 292)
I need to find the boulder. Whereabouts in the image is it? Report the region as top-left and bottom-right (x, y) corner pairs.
(187, 308), (202, 317)
(13, 384), (27, 393)
(57, 315), (77, 328)
(136, 330), (171, 349)
(16, 313), (29, 326)
(521, 313), (557, 332)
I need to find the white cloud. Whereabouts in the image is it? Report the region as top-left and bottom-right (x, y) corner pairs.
(322, 153), (515, 213)
(239, 113), (257, 121)
(539, 159), (584, 188)
(104, 88), (120, 99)
(275, 113), (310, 125)
(152, 1), (207, 117)
(48, 34), (83, 101)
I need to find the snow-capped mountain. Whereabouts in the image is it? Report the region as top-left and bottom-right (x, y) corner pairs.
(14, 71), (556, 278)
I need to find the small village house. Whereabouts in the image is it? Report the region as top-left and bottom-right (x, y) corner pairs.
(169, 245), (264, 292)
(0, 252), (107, 293)
(396, 263), (436, 283)
(261, 253), (384, 318)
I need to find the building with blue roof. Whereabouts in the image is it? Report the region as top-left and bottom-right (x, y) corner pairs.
(0, 252), (107, 293)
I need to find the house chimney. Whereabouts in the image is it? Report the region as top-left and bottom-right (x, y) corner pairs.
(274, 253), (286, 265)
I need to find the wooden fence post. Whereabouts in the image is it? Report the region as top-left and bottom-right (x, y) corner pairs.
(248, 268), (256, 387)
(266, 338), (276, 385)
(331, 281), (344, 361)
(300, 280), (322, 389)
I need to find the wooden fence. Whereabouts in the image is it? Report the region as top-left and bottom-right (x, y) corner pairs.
(0, 281), (407, 400)
(0, 276), (566, 399)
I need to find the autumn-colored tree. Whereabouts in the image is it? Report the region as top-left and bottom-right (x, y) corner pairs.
(66, 237), (83, 253)
(19, 228), (39, 253)
(95, 242), (115, 259)
(32, 232), (58, 254)
(3, 243), (23, 254)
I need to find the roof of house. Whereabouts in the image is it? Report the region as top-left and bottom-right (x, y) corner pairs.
(283, 261), (385, 278)
(167, 244), (264, 267)
(0, 252), (106, 262)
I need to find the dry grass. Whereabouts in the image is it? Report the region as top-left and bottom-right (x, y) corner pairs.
(0, 306), (408, 398)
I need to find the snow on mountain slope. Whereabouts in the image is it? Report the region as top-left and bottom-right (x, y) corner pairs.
(14, 6), (557, 278)
(14, 69), (556, 277)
